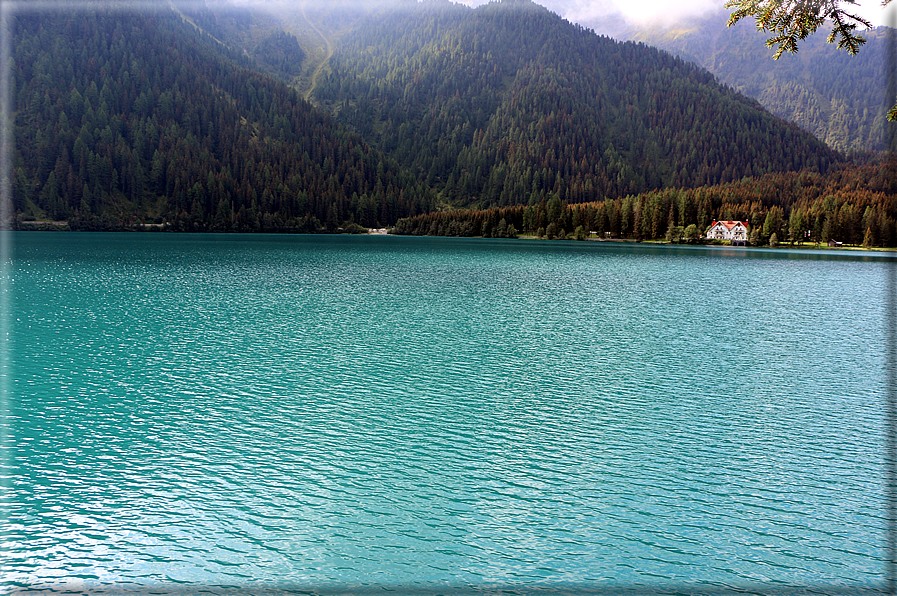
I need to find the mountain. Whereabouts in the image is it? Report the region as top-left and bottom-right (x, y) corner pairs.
(613, 10), (889, 154)
(12, 7), (435, 231)
(311, 0), (842, 208)
(12, 0), (851, 233)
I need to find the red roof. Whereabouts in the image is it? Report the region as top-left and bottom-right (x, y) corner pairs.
(711, 220), (748, 229)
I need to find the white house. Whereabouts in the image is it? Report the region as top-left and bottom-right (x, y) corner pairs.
(706, 220), (749, 244)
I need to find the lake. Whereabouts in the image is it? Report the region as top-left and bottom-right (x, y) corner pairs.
(3, 232), (892, 594)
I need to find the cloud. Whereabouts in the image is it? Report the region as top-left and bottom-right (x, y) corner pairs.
(453, 0), (895, 28)
(435, 0), (723, 30)
(560, 0), (718, 25)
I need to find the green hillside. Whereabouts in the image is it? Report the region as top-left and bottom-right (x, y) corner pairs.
(620, 10), (889, 154)
(12, 8), (435, 231)
(312, 0), (842, 209)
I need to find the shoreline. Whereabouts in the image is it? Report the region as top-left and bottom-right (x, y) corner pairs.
(12, 223), (896, 251)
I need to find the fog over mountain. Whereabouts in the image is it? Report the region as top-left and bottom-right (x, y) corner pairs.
(16, 0), (891, 31)
(194, 0), (894, 31)
(462, 0), (724, 28)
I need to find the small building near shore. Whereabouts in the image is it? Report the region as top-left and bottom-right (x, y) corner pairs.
(828, 239), (843, 247)
(706, 220), (749, 245)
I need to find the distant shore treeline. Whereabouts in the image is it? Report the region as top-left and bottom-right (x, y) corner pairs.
(391, 163), (897, 247)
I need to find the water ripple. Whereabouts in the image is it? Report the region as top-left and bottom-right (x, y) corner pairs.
(6, 234), (888, 591)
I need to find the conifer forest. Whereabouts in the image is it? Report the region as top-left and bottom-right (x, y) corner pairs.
(11, 0), (897, 245)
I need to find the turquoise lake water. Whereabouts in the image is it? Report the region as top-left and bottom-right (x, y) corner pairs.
(3, 232), (893, 593)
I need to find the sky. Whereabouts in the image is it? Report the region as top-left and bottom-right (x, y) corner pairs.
(454, 0), (896, 28)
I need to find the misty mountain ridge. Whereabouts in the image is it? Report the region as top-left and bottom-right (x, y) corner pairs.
(601, 8), (889, 153)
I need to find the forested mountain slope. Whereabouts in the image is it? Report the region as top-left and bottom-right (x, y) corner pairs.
(312, 0), (843, 208)
(166, 0), (307, 84)
(168, 0), (400, 94)
(618, 11), (888, 154)
(13, 8), (435, 231)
